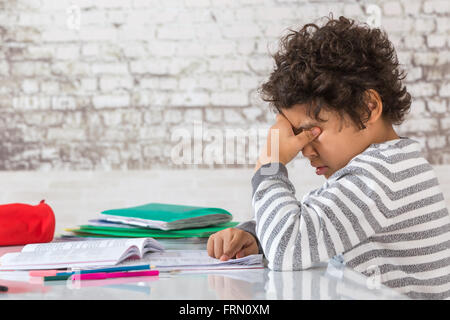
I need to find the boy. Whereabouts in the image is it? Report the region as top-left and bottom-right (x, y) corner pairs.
(207, 16), (450, 299)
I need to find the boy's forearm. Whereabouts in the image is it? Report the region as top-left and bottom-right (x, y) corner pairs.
(251, 162), (303, 270)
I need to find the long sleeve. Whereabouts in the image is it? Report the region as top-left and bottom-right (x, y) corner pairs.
(252, 162), (385, 271)
(235, 220), (264, 254)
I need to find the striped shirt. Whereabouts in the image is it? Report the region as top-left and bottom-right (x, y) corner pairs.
(239, 137), (450, 299)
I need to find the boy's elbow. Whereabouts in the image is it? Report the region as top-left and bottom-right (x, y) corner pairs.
(264, 248), (319, 272)
(265, 253), (298, 271)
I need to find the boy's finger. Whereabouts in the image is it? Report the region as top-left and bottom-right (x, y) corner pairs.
(219, 254), (230, 261)
(296, 127), (321, 145)
(222, 236), (244, 260)
(213, 235), (224, 259)
(207, 235), (215, 257)
(235, 245), (257, 259)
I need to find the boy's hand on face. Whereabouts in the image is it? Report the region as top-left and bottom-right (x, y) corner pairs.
(255, 114), (321, 171)
(207, 228), (259, 261)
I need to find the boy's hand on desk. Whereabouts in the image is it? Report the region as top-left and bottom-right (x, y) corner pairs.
(255, 114), (321, 171)
(207, 228), (259, 261)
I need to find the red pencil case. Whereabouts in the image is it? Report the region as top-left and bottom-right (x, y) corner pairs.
(0, 200), (55, 246)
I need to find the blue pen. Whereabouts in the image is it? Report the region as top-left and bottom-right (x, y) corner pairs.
(56, 264), (154, 277)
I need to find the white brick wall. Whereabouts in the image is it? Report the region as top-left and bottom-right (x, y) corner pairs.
(0, 0), (449, 169)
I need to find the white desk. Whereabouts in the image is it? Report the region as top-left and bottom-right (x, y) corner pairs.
(0, 238), (407, 300)
(1, 164), (447, 300)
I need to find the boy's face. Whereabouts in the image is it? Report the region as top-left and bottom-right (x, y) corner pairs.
(281, 104), (370, 179)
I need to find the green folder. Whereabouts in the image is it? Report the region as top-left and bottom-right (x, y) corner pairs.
(65, 221), (239, 238)
(100, 202), (233, 230)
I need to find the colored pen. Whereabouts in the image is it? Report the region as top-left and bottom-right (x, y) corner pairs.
(71, 270), (159, 281)
(29, 270), (59, 277)
(41, 265), (158, 281)
(56, 264), (155, 277)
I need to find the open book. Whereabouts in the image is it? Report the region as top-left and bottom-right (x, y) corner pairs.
(0, 238), (163, 270)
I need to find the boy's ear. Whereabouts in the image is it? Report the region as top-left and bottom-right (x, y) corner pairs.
(364, 89), (383, 127)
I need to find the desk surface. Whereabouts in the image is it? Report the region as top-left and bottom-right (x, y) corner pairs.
(0, 167), (447, 300)
(0, 239), (408, 300)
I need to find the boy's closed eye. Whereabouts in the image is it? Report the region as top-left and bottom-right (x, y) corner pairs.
(292, 124), (318, 136)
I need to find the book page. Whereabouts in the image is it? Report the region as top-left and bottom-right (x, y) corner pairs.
(22, 238), (147, 253)
(0, 247), (125, 270)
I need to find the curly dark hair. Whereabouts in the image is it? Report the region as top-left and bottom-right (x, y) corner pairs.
(260, 16), (411, 130)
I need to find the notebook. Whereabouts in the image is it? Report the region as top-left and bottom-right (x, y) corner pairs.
(100, 202), (233, 230)
(118, 250), (265, 271)
(65, 220), (240, 238)
(0, 238), (163, 270)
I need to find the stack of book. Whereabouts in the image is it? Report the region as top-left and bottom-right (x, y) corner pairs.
(65, 202), (239, 239)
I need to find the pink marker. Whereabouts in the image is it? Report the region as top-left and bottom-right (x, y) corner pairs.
(29, 270), (58, 277)
(71, 270), (159, 281)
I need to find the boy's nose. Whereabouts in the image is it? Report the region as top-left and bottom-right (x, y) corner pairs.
(302, 143), (318, 159)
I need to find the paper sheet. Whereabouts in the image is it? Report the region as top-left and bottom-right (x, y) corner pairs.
(119, 250), (264, 270)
